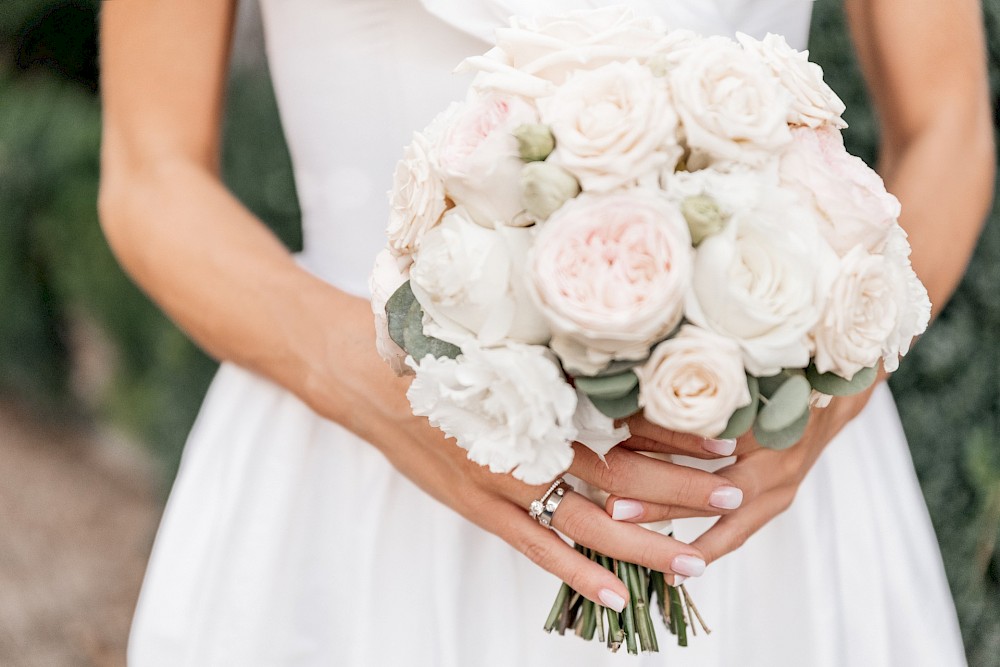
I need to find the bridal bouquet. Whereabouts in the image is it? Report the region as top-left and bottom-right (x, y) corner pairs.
(370, 7), (930, 654)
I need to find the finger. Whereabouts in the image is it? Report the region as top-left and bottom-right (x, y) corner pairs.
(712, 446), (806, 506)
(551, 492), (709, 582)
(497, 500), (632, 612)
(571, 444), (745, 512)
(603, 494), (719, 523)
(623, 418), (760, 459)
(690, 489), (796, 565)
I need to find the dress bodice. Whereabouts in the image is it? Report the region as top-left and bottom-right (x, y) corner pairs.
(258, 0), (816, 296)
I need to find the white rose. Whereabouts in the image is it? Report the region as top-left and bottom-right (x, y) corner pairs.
(458, 7), (669, 99)
(539, 60), (681, 192)
(685, 184), (838, 376)
(880, 225), (931, 372)
(369, 248), (411, 376)
(811, 245), (899, 378)
(669, 38), (792, 167)
(737, 32), (847, 129)
(529, 192), (693, 375)
(386, 130), (449, 257)
(410, 207), (549, 346)
(636, 325), (752, 438)
(407, 343), (578, 485)
(780, 127), (899, 255)
(435, 93), (538, 227)
(647, 29), (705, 77)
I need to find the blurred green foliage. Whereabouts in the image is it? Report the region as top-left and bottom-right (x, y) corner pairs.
(0, 0), (997, 662)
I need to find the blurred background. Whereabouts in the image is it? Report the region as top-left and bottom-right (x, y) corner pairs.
(0, 0), (997, 664)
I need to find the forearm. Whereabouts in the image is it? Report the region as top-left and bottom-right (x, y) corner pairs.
(98, 156), (411, 435)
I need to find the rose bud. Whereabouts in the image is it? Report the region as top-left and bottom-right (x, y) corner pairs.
(513, 123), (556, 162)
(520, 161), (581, 221)
(681, 194), (727, 245)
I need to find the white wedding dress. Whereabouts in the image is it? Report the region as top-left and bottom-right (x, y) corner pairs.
(128, 1), (968, 665)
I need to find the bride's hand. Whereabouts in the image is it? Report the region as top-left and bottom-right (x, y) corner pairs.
(598, 387), (876, 563)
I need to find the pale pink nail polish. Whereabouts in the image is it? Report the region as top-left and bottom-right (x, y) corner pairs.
(673, 575), (688, 587)
(612, 499), (643, 521)
(672, 555), (706, 578)
(703, 438), (737, 456)
(599, 588), (627, 613)
(709, 486), (744, 510)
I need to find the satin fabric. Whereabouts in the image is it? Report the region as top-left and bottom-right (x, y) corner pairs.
(128, 2), (967, 665)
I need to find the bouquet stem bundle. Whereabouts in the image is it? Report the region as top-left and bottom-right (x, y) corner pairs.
(544, 544), (710, 654)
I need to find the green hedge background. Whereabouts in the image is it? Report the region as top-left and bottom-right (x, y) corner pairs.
(1, 1), (997, 662)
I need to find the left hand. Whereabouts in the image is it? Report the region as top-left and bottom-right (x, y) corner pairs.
(591, 384), (878, 565)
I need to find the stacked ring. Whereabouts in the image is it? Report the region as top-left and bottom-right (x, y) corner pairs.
(528, 477), (574, 529)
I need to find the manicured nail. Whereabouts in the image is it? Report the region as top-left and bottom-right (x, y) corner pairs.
(612, 499), (643, 521)
(673, 575), (688, 587)
(672, 555), (706, 578)
(709, 486), (744, 510)
(599, 588), (627, 613)
(703, 438), (737, 456)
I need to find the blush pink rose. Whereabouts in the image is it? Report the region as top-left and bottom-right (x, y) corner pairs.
(528, 192), (693, 374)
(781, 126), (900, 255)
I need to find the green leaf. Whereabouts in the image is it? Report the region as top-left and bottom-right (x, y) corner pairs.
(717, 376), (760, 440)
(756, 373), (788, 398)
(753, 407), (810, 450)
(574, 371), (639, 400)
(401, 299), (460, 361)
(590, 386), (641, 420)
(386, 280), (417, 351)
(806, 364), (878, 397)
(757, 374), (812, 432)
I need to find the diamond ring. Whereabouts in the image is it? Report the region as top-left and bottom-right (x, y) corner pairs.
(529, 477), (573, 529)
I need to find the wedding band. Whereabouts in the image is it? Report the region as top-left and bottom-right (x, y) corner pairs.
(529, 477), (573, 529)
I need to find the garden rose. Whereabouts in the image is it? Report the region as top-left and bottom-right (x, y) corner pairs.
(669, 38), (792, 167)
(780, 126), (899, 255)
(435, 93), (538, 227)
(685, 185), (837, 376)
(738, 32), (847, 129)
(880, 225), (931, 371)
(386, 130), (449, 257)
(539, 60), (681, 192)
(407, 343), (578, 485)
(637, 325), (752, 438)
(529, 192), (692, 375)
(410, 207), (549, 346)
(811, 245), (898, 378)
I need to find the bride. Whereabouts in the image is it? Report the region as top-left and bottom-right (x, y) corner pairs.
(98, 1), (992, 665)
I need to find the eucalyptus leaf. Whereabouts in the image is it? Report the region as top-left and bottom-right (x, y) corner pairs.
(806, 365), (878, 397)
(590, 387), (641, 420)
(757, 374), (812, 432)
(717, 376), (760, 440)
(400, 295), (461, 361)
(753, 407), (810, 450)
(386, 280), (417, 351)
(756, 373), (787, 399)
(593, 358), (647, 377)
(574, 371), (639, 400)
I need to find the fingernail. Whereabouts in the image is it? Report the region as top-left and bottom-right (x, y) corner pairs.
(611, 499), (643, 521)
(709, 486), (744, 510)
(672, 554), (706, 578)
(673, 575), (688, 587)
(599, 588), (627, 613)
(703, 438), (737, 456)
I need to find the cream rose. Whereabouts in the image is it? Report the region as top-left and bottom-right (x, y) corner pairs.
(737, 32), (847, 129)
(669, 39), (792, 167)
(407, 342), (578, 485)
(637, 325), (752, 438)
(369, 248), (411, 376)
(880, 225), (931, 372)
(435, 93), (538, 227)
(811, 245), (898, 378)
(529, 192), (693, 375)
(780, 127), (899, 255)
(685, 185), (837, 376)
(458, 7), (668, 99)
(410, 207), (549, 346)
(386, 130), (449, 257)
(539, 60), (681, 192)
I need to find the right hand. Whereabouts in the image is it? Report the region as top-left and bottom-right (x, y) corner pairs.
(306, 299), (745, 610)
